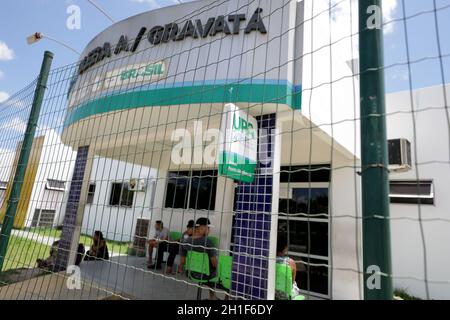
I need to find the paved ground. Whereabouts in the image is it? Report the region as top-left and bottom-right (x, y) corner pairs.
(0, 256), (227, 300)
(0, 270), (114, 300)
(78, 255), (228, 300)
(0, 256), (321, 300)
(2, 233), (318, 300)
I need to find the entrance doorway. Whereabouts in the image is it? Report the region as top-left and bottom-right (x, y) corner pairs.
(278, 183), (330, 298)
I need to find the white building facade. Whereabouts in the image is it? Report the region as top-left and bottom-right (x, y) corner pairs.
(51, 0), (450, 300)
(386, 84), (450, 300)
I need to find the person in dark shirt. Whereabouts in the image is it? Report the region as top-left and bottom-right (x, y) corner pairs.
(84, 230), (109, 261)
(165, 219), (194, 274)
(36, 240), (59, 271)
(179, 218), (218, 300)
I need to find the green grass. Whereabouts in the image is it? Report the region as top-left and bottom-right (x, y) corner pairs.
(26, 227), (131, 255)
(3, 235), (51, 272)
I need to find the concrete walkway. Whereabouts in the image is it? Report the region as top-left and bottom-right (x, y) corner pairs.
(0, 256), (225, 300)
(78, 255), (226, 300)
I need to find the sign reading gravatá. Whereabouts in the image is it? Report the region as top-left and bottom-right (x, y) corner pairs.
(78, 8), (268, 75)
(219, 103), (258, 183)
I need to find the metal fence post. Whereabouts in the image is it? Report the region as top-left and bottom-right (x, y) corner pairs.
(0, 51), (54, 271)
(359, 0), (393, 300)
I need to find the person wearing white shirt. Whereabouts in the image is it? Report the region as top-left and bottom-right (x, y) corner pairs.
(147, 220), (169, 269)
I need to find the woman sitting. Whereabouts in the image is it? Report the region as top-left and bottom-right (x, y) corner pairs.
(84, 230), (109, 261)
(275, 233), (301, 300)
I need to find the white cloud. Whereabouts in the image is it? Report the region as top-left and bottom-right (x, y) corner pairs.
(327, 0), (398, 37)
(0, 41), (14, 61)
(0, 92), (28, 108)
(0, 91), (9, 103)
(0, 117), (27, 133)
(382, 0), (398, 34)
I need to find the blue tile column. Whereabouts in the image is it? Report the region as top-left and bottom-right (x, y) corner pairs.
(231, 113), (276, 300)
(54, 146), (89, 271)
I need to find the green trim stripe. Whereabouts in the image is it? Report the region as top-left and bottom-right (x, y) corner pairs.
(64, 83), (301, 127)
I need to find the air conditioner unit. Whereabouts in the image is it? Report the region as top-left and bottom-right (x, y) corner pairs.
(388, 139), (412, 173)
(128, 178), (146, 192)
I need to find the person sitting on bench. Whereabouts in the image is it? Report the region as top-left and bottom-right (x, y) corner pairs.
(178, 218), (218, 300)
(275, 233), (301, 300)
(147, 220), (169, 270)
(165, 219), (195, 274)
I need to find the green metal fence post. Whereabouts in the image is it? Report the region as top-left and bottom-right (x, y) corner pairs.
(0, 51), (54, 272)
(359, 0), (393, 300)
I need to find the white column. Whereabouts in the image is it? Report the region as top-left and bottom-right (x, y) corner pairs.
(267, 118), (282, 300)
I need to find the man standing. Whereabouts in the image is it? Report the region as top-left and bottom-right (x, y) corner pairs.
(147, 220), (169, 269)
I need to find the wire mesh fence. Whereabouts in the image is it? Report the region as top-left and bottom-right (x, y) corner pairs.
(0, 0), (449, 300)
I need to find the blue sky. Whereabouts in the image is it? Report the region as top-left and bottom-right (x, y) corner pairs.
(0, 0), (449, 101)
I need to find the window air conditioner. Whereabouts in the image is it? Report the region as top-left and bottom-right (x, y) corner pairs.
(388, 139), (412, 173)
(128, 178), (146, 192)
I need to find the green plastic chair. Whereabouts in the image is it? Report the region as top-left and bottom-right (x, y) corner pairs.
(218, 255), (232, 290)
(185, 251), (218, 299)
(170, 231), (182, 242)
(207, 236), (219, 248)
(276, 263), (305, 300)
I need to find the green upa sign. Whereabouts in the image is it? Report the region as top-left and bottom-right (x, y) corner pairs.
(219, 103), (258, 183)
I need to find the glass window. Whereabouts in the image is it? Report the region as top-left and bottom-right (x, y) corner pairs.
(121, 182), (134, 207)
(292, 256), (329, 296)
(109, 182), (134, 207)
(278, 220), (328, 257)
(279, 188), (329, 219)
(280, 165), (330, 183)
(164, 171), (217, 210)
(0, 181), (7, 190)
(39, 210), (56, 227)
(189, 170), (216, 210)
(389, 180), (434, 205)
(86, 183), (96, 204)
(46, 179), (66, 191)
(165, 172), (190, 209)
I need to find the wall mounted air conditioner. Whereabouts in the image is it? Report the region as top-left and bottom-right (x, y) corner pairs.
(388, 139), (412, 173)
(128, 178), (146, 192)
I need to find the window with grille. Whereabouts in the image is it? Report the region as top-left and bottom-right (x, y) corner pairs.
(389, 180), (434, 205)
(46, 179), (66, 191)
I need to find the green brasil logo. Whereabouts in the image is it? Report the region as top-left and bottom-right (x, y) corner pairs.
(120, 62), (164, 81)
